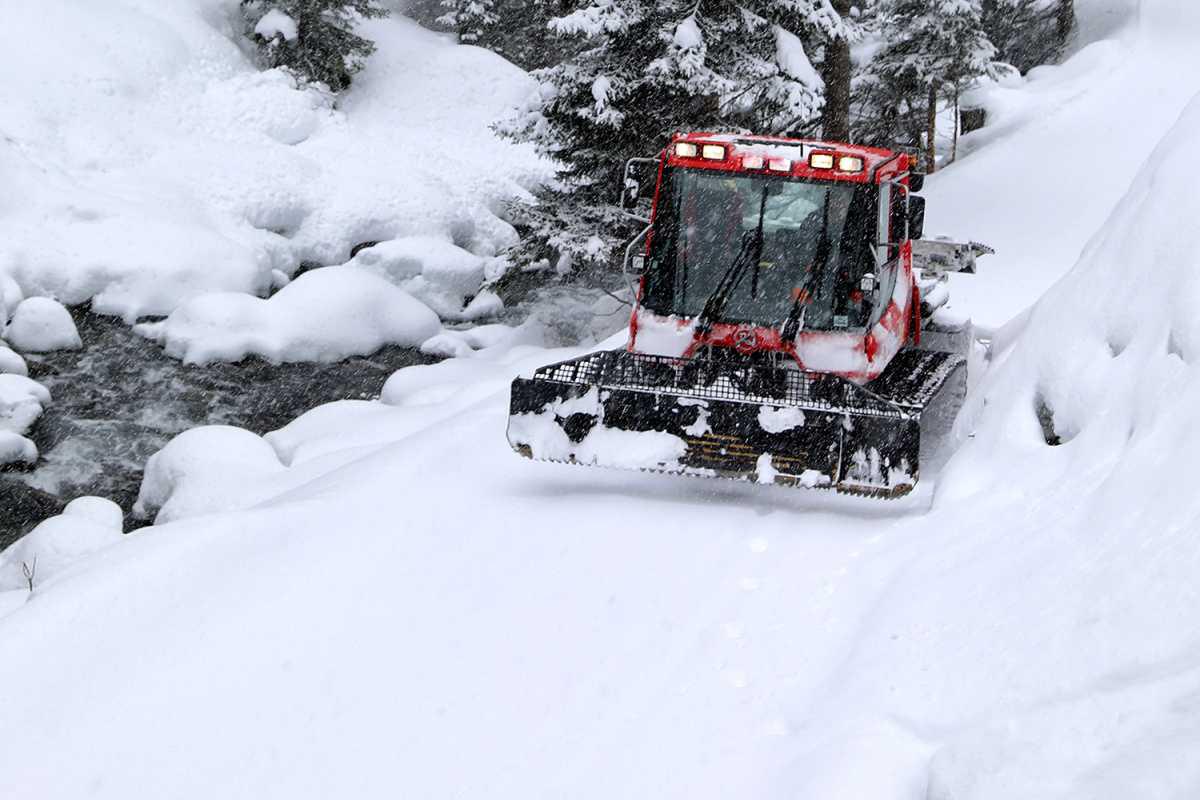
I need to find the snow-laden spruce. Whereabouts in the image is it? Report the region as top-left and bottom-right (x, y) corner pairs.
(499, 0), (844, 275)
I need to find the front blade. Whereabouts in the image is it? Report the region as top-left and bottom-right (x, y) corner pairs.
(506, 350), (954, 497)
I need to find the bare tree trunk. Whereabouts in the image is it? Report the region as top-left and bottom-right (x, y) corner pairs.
(821, 0), (854, 142)
(926, 80), (939, 173)
(951, 88), (959, 164)
(1057, 0), (1075, 41)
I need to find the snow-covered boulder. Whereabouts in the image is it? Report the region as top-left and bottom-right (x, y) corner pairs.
(5, 298), (81, 353)
(0, 498), (123, 591)
(0, 374), (50, 435)
(0, 432), (37, 467)
(135, 425), (287, 523)
(346, 236), (492, 320)
(135, 266), (441, 365)
(0, 372), (50, 466)
(0, 272), (22, 326)
(0, 345), (28, 376)
(62, 496), (125, 530)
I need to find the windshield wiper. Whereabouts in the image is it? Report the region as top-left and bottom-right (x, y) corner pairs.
(780, 192), (833, 342)
(694, 185), (769, 336)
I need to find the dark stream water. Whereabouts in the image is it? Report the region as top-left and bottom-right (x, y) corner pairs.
(1, 310), (433, 548)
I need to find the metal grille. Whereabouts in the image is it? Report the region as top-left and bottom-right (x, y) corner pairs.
(531, 350), (918, 419)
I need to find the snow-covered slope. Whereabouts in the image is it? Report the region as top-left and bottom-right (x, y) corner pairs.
(927, 0), (1200, 329)
(3, 3), (1200, 799)
(0, 0), (542, 321)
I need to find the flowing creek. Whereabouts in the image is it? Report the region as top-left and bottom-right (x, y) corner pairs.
(1, 310), (433, 548)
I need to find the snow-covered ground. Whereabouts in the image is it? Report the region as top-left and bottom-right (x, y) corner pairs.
(0, 0), (543, 338)
(4, 1), (1200, 798)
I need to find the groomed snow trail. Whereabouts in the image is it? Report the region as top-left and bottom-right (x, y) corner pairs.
(3, 3), (1200, 799)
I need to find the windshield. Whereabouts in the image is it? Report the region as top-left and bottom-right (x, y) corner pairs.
(642, 167), (880, 330)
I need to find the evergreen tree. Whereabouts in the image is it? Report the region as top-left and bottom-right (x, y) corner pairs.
(242, 0), (390, 91)
(817, 0), (869, 141)
(437, 0), (568, 70)
(500, 0), (841, 281)
(982, 0), (1072, 73)
(854, 0), (996, 169)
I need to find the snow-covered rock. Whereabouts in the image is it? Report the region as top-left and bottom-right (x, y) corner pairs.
(0, 503), (123, 592)
(134, 425), (288, 523)
(0, 272), (22, 325)
(346, 236), (492, 320)
(0, 432), (37, 467)
(62, 496), (125, 531)
(0, 346), (28, 376)
(0, 374), (51, 436)
(0, 374), (50, 466)
(5, 298), (81, 353)
(135, 266), (441, 364)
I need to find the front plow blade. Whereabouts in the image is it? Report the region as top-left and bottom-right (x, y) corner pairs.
(507, 349), (964, 498)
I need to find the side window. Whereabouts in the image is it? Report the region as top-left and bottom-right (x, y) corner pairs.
(870, 183), (900, 327)
(887, 185), (907, 260)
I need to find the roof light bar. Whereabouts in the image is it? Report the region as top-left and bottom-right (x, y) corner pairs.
(701, 144), (726, 160)
(837, 155), (865, 173)
(809, 152), (835, 170)
(768, 158), (791, 172)
(674, 142), (699, 158)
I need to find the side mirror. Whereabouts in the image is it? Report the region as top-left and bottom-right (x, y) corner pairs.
(908, 172), (925, 193)
(619, 157), (658, 222)
(908, 196), (926, 241)
(621, 180), (640, 209)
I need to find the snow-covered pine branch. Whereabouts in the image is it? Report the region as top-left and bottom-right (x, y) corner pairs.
(241, 0), (390, 91)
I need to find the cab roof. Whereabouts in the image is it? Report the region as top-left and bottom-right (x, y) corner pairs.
(667, 131), (909, 184)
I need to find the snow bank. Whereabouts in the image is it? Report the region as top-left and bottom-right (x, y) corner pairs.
(5, 297), (82, 352)
(136, 266), (441, 364)
(928, 0), (1200, 328)
(0, 497), (123, 592)
(0, 2), (546, 322)
(779, 90), (1200, 799)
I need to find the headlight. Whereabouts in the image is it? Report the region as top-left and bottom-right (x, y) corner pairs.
(674, 142), (699, 158)
(809, 152), (835, 169)
(838, 155), (865, 172)
(701, 144), (726, 160)
(768, 158), (791, 172)
(742, 155), (765, 169)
